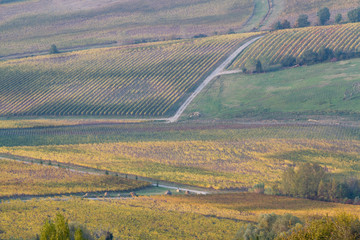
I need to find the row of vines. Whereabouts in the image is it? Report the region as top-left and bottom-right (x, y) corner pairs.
(0, 33), (257, 117)
(2, 136), (359, 189)
(230, 22), (360, 68)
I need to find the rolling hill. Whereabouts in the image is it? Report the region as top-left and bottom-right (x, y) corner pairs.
(230, 22), (360, 69)
(189, 57), (360, 120)
(0, 0), (255, 57)
(0, 33), (258, 117)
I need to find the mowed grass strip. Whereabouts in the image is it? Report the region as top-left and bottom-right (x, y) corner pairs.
(188, 58), (360, 119)
(0, 158), (148, 197)
(0, 33), (258, 117)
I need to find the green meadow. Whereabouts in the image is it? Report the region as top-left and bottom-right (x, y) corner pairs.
(187, 58), (360, 120)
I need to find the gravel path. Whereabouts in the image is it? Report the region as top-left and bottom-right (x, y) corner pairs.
(168, 36), (263, 123)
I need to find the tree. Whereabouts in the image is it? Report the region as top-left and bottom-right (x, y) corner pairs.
(40, 220), (56, 240)
(281, 163), (326, 198)
(235, 213), (302, 240)
(255, 60), (263, 73)
(296, 14), (310, 27)
(54, 213), (70, 240)
(348, 7), (360, 23)
(335, 13), (342, 24)
(281, 167), (296, 196)
(74, 229), (85, 240)
(281, 20), (291, 29)
(282, 213), (360, 240)
(317, 180), (328, 201)
(317, 7), (330, 25)
(50, 44), (59, 54)
(40, 213), (92, 240)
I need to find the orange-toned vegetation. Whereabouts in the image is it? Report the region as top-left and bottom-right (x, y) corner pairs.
(1, 138), (359, 189)
(0, 158), (148, 197)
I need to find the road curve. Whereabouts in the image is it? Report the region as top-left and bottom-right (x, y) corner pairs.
(167, 36), (263, 123)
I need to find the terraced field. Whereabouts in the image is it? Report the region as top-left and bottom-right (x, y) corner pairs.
(230, 23), (360, 69)
(0, 158), (148, 197)
(0, 33), (258, 117)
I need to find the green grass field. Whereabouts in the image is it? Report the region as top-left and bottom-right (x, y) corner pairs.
(187, 58), (360, 120)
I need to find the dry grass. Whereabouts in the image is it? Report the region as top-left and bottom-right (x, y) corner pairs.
(0, 158), (148, 197)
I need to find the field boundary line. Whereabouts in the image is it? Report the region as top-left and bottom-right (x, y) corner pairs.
(168, 36), (263, 123)
(0, 155), (214, 196)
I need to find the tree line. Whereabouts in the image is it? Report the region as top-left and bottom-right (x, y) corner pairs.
(244, 46), (360, 73)
(235, 212), (360, 240)
(280, 163), (360, 204)
(39, 213), (113, 240)
(281, 46), (360, 67)
(273, 6), (360, 30)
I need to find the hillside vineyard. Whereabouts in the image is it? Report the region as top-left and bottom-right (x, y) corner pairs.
(230, 23), (360, 68)
(0, 33), (259, 117)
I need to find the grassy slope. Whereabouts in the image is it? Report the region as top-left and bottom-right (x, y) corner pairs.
(0, 158), (148, 197)
(187, 58), (360, 120)
(0, 0), (254, 56)
(2, 193), (360, 239)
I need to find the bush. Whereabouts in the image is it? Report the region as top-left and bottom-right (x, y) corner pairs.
(252, 183), (265, 194)
(281, 56), (296, 67)
(273, 20), (291, 30)
(317, 46), (334, 62)
(281, 20), (291, 29)
(49, 44), (59, 54)
(273, 21), (283, 30)
(193, 34), (208, 38)
(297, 49), (318, 65)
(335, 13), (342, 24)
(235, 213), (302, 240)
